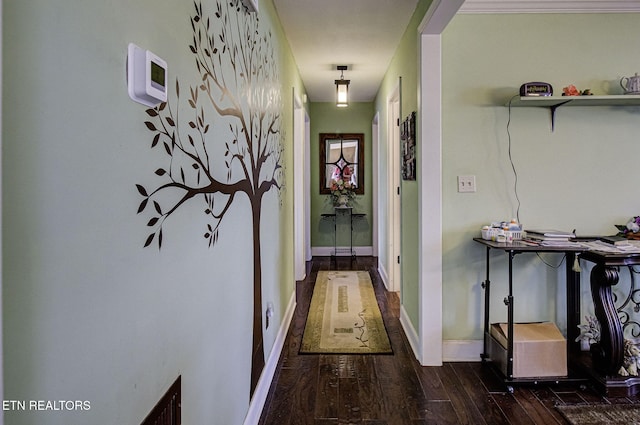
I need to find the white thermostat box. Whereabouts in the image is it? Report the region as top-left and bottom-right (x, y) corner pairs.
(127, 43), (167, 107)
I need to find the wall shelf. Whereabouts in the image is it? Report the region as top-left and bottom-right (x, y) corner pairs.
(509, 95), (640, 108)
(507, 95), (640, 130)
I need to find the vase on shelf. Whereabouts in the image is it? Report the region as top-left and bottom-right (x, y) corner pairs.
(336, 194), (349, 207)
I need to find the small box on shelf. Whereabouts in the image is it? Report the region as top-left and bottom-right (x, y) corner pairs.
(489, 322), (567, 378)
(481, 227), (524, 242)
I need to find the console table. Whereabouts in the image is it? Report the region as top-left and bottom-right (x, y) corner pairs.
(321, 207), (365, 258)
(475, 237), (640, 396)
(473, 238), (587, 391)
(577, 249), (640, 396)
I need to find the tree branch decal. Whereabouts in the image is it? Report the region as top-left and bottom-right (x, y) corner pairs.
(135, 0), (284, 395)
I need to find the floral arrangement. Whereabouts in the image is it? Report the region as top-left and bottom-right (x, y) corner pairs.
(562, 85), (593, 96)
(576, 315), (600, 346)
(330, 178), (355, 206)
(616, 216), (640, 239)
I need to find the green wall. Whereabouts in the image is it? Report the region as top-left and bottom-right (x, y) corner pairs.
(310, 102), (374, 249)
(374, 0), (432, 330)
(2, 1), (304, 423)
(441, 13), (640, 341)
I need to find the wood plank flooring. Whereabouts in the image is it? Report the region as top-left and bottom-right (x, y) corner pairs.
(259, 256), (640, 424)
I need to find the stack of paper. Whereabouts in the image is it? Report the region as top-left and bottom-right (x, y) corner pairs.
(581, 240), (640, 254)
(525, 229), (576, 246)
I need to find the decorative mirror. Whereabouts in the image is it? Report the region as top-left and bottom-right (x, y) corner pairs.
(319, 133), (364, 195)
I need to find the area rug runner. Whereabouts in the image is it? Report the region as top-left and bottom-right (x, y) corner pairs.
(556, 404), (640, 424)
(300, 270), (392, 354)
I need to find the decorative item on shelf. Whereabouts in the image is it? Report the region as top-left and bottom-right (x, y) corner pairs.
(576, 315), (600, 352)
(562, 84), (593, 96)
(480, 219), (523, 242)
(619, 339), (640, 377)
(620, 73), (640, 94)
(615, 216), (640, 240)
(330, 177), (355, 207)
(519, 82), (553, 97)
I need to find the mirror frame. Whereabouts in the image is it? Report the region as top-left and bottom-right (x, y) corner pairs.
(319, 133), (364, 195)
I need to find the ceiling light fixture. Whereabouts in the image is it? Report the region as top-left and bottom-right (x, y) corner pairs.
(335, 65), (350, 108)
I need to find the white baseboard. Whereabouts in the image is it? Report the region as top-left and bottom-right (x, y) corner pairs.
(399, 304), (483, 364)
(311, 246), (373, 257)
(442, 340), (483, 362)
(243, 291), (296, 425)
(378, 264), (390, 291)
(399, 305), (420, 361)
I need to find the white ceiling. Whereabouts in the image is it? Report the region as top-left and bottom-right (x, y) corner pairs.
(273, 0), (419, 103)
(273, 0), (640, 104)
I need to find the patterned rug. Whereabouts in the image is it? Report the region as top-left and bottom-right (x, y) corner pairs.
(300, 270), (392, 354)
(556, 404), (640, 424)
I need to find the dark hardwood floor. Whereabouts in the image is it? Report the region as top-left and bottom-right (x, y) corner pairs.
(259, 256), (640, 424)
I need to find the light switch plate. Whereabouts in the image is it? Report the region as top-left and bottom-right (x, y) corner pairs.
(458, 175), (476, 193)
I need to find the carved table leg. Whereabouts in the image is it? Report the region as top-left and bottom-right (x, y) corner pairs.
(590, 264), (624, 375)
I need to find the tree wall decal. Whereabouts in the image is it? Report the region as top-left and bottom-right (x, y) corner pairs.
(136, 0), (283, 396)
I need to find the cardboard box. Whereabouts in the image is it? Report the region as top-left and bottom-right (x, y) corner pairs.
(489, 322), (567, 378)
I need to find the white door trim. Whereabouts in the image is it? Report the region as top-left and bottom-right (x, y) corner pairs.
(371, 112), (379, 258)
(387, 86), (401, 293)
(292, 90), (307, 281)
(1, 1), (5, 420)
(414, 0), (464, 366)
(304, 109), (311, 262)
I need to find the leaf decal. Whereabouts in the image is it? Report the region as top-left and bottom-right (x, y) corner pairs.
(137, 198), (148, 214)
(144, 233), (155, 248)
(136, 184), (148, 197)
(144, 121), (156, 131)
(155, 168), (167, 176)
(147, 217), (159, 227)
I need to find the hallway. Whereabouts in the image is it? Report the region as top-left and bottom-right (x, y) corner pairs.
(258, 256), (639, 424)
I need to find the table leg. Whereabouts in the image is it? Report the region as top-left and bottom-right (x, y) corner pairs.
(506, 251), (515, 379)
(590, 264), (624, 375)
(566, 252), (581, 359)
(481, 246), (491, 360)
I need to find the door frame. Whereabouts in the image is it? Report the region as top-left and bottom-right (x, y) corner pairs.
(0, 1), (5, 418)
(292, 90), (309, 281)
(414, 0), (465, 365)
(387, 84), (401, 293)
(371, 112), (379, 259)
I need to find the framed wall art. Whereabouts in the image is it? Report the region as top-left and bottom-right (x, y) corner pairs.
(401, 111), (416, 181)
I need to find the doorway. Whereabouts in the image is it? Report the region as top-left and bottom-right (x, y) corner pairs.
(293, 91), (309, 281)
(387, 84), (401, 293)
